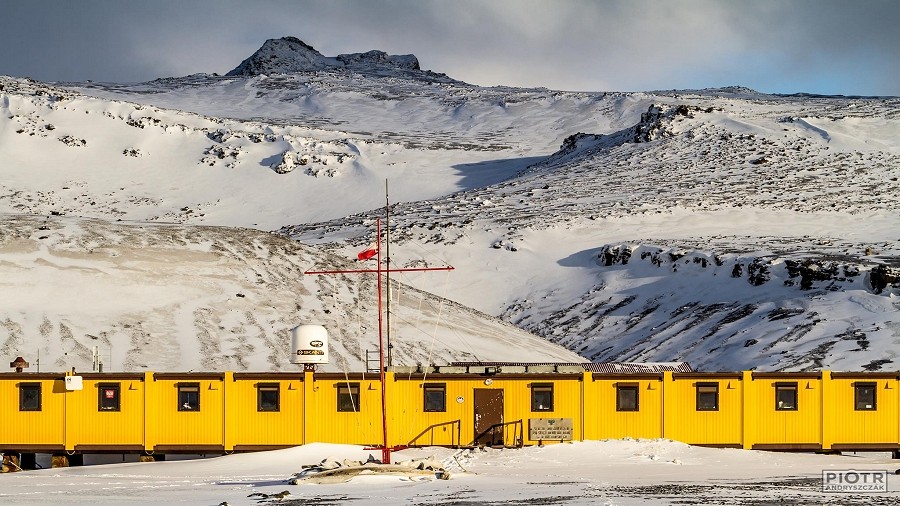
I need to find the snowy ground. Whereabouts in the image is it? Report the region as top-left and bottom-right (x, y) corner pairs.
(2, 440), (899, 505)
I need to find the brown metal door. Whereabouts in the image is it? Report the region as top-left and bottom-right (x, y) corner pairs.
(473, 388), (504, 446)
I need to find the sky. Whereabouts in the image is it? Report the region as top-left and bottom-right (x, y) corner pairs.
(1, 0), (898, 96)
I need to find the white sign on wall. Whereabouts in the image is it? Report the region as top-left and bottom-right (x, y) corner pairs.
(528, 418), (573, 441)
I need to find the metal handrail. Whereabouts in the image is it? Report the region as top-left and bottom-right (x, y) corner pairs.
(407, 419), (462, 447)
(471, 419), (523, 448)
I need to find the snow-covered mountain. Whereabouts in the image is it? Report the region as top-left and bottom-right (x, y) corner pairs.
(1, 37), (898, 373)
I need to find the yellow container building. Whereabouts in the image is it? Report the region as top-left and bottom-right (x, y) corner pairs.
(744, 372), (823, 450)
(303, 373), (384, 446)
(4, 366), (900, 464)
(145, 372), (227, 453)
(0, 374), (66, 452)
(584, 373), (664, 440)
(824, 372), (900, 451)
(662, 372), (743, 447)
(64, 373), (146, 452)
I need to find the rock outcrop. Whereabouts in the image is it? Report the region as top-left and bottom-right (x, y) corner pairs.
(225, 36), (421, 77)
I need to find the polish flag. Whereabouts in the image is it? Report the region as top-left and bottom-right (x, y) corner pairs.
(357, 243), (378, 261)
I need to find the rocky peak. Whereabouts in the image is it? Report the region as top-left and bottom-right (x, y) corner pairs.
(336, 50), (420, 71)
(226, 36), (421, 77)
(226, 37), (330, 76)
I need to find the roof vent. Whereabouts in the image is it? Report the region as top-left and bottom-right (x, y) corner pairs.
(10, 356), (29, 373)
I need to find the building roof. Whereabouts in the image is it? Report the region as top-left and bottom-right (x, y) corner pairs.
(450, 362), (693, 373)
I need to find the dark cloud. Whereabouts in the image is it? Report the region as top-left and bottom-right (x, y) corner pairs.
(0, 0), (896, 95)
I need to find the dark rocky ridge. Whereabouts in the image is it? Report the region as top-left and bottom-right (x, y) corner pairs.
(225, 36), (421, 77)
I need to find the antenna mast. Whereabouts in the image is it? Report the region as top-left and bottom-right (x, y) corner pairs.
(304, 179), (454, 464)
(385, 179), (392, 367)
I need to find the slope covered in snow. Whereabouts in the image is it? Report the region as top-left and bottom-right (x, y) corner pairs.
(1, 36), (899, 373)
(284, 94), (900, 372)
(0, 214), (582, 373)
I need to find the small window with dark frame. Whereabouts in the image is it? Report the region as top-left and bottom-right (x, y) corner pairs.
(257, 383), (280, 412)
(337, 383), (360, 412)
(98, 383), (121, 411)
(775, 383), (798, 411)
(696, 382), (719, 411)
(178, 383), (200, 411)
(19, 383), (41, 411)
(423, 383), (446, 412)
(854, 382), (877, 411)
(616, 384), (639, 412)
(531, 383), (554, 412)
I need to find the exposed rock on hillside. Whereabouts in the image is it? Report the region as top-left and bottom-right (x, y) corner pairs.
(505, 243), (900, 372)
(226, 37), (330, 75)
(337, 50), (419, 71)
(226, 36), (421, 77)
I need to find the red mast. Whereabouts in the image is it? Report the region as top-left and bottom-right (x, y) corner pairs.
(375, 217), (388, 464)
(304, 185), (453, 464)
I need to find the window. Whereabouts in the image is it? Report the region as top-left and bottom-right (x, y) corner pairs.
(696, 382), (719, 411)
(337, 383), (360, 412)
(257, 383), (280, 412)
(98, 383), (121, 411)
(616, 384), (639, 412)
(854, 382), (877, 411)
(423, 383), (446, 412)
(19, 383), (41, 411)
(178, 383), (200, 411)
(531, 383), (554, 412)
(775, 383), (797, 411)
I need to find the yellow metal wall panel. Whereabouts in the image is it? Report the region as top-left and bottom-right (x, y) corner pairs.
(65, 377), (145, 448)
(585, 377), (663, 440)
(663, 375), (742, 445)
(387, 378), (467, 447)
(304, 376), (382, 445)
(224, 375), (305, 448)
(148, 375), (226, 448)
(0, 377), (65, 447)
(741, 371), (755, 449)
(582, 374), (601, 441)
(825, 376), (900, 445)
(494, 377), (576, 446)
(747, 376), (822, 445)
(517, 378), (583, 445)
(463, 378), (576, 446)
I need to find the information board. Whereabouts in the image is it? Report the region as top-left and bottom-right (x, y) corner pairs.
(529, 418), (573, 441)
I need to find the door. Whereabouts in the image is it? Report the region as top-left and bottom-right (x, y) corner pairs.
(473, 389), (504, 446)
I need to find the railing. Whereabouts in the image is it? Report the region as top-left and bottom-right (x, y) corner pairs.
(471, 420), (524, 448)
(408, 420), (462, 447)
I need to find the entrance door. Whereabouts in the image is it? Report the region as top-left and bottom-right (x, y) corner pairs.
(473, 389), (504, 446)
